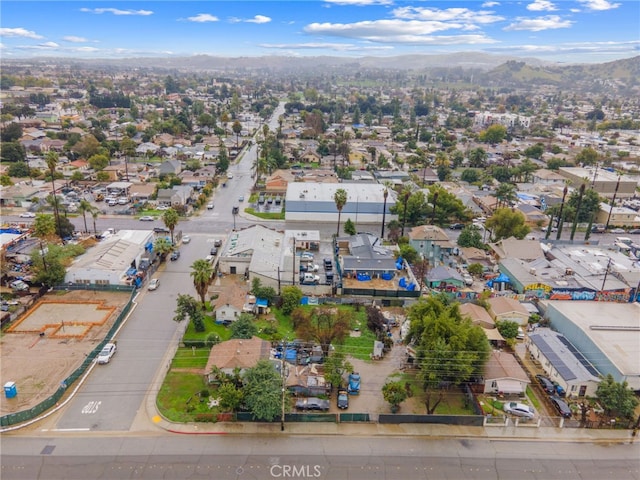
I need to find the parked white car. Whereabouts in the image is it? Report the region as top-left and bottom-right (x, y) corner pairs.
(503, 402), (535, 419)
(19, 212), (36, 218)
(148, 278), (160, 291)
(97, 343), (117, 364)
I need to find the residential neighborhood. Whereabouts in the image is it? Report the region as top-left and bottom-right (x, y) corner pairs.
(1, 56), (639, 437)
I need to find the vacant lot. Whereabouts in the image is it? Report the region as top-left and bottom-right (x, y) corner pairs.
(0, 289), (131, 416)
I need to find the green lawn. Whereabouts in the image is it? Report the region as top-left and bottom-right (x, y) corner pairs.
(170, 347), (211, 369)
(156, 371), (213, 422)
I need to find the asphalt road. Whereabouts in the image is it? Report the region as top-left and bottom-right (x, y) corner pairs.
(1, 434), (638, 480)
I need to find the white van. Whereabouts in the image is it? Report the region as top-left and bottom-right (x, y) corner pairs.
(300, 273), (319, 285)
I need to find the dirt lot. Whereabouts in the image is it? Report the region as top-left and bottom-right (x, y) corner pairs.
(0, 289), (131, 416)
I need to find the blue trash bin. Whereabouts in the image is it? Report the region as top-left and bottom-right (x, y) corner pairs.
(4, 381), (17, 399)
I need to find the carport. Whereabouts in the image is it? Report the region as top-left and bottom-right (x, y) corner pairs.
(496, 379), (524, 395)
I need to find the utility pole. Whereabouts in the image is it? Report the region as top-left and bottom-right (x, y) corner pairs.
(605, 175), (621, 231)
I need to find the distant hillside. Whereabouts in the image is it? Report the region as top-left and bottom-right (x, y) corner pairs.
(480, 56), (639, 93)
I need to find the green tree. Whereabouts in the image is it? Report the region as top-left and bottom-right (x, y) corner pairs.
(457, 225), (484, 249)
(70, 170), (84, 182)
(30, 243), (68, 286)
(595, 374), (639, 420)
(343, 218), (356, 236)
(217, 382), (243, 412)
(495, 183), (517, 208)
(468, 147), (488, 168)
(576, 147), (599, 166)
(524, 143), (544, 159)
(250, 277), (276, 305)
(485, 208), (530, 241)
(154, 237), (174, 260)
(322, 351), (353, 391)
(496, 320), (520, 339)
(45, 151), (62, 240)
(76, 199), (92, 233)
(8, 161), (30, 177)
(0, 122), (23, 142)
(230, 313), (258, 339)
(478, 124), (507, 144)
(173, 294), (205, 332)
(0, 142), (26, 162)
(242, 360), (284, 421)
(0, 174), (12, 186)
(232, 120), (242, 150)
(281, 286), (303, 316)
(190, 259), (213, 307)
(567, 187), (600, 223)
(406, 297), (490, 414)
(398, 243), (419, 265)
(71, 134), (101, 159)
(292, 306), (352, 356)
(88, 154), (109, 171)
(333, 188), (348, 237)
(162, 208), (179, 244)
(382, 381), (408, 412)
(467, 263), (484, 276)
(460, 169), (480, 184)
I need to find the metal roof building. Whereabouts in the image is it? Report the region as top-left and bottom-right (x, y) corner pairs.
(285, 182), (397, 223)
(538, 300), (640, 391)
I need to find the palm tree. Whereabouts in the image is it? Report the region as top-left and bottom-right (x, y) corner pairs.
(401, 189), (411, 237)
(154, 237), (173, 261)
(232, 120), (242, 150)
(91, 208), (99, 236)
(495, 183), (517, 208)
(162, 208), (179, 245)
(78, 199), (92, 233)
(45, 151), (63, 240)
(570, 184), (586, 241)
(333, 188), (348, 237)
(381, 186), (389, 239)
(191, 259), (214, 307)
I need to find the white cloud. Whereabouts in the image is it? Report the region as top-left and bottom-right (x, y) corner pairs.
(228, 17), (242, 24)
(75, 46), (100, 52)
(17, 41), (60, 50)
(324, 0), (394, 5)
(391, 6), (503, 24)
(305, 19), (498, 44)
(577, 0), (621, 11)
(260, 42), (394, 51)
(186, 13), (219, 23)
(482, 1), (500, 6)
(504, 15), (573, 32)
(0, 27), (43, 39)
(63, 36), (88, 43)
(80, 7), (153, 16)
(246, 15), (271, 24)
(527, 0), (557, 11)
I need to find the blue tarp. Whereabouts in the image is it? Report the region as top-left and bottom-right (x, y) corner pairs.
(256, 298), (268, 307)
(357, 273), (371, 281)
(381, 272), (393, 281)
(495, 273), (511, 283)
(399, 277), (407, 288)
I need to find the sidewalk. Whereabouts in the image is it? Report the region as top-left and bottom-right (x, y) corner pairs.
(141, 386), (632, 443)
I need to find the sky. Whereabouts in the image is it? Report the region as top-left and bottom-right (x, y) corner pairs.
(1, 0), (638, 64)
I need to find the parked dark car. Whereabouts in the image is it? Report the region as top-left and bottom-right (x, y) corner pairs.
(550, 395), (572, 418)
(214, 239), (223, 247)
(323, 258), (333, 271)
(449, 223), (465, 230)
(170, 250), (180, 261)
(154, 227), (170, 234)
(337, 389), (349, 409)
(210, 247), (218, 256)
(295, 397), (330, 411)
(535, 374), (555, 394)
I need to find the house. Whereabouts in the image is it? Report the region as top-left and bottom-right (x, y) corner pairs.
(407, 225), (456, 268)
(213, 281), (250, 324)
(0, 183), (41, 208)
(425, 265), (465, 291)
(156, 185), (194, 207)
(300, 149), (321, 164)
(595, 202), (640, 228)
(158, 159), (182, 176)
(337, 233), (398, 280)
(459, 303), (496, 329)
(136, 142), (160, 156)
(527, 328), (601, 398)
(516, 204), (548, 226)
(265, 170), (296, 193)
(459, 247), (496, 273)
(204, 336), (271, 376)
(129, 183), (156, 204)
(489, 237), (544, 262)
(483, 350), (531, 396)
(286, 364), (331, 397)
(531, 169), (567, 186)
(486, 297), (530, 326)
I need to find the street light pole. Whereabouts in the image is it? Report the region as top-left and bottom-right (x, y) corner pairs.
(381, 187), (388, 239)
(401, 191), (410, 238)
